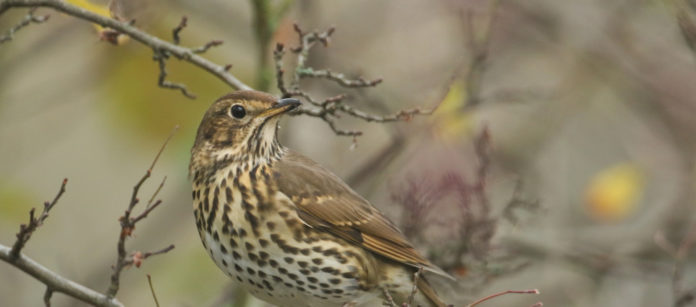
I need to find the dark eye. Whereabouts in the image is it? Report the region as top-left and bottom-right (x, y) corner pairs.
(230, 105), (246, 119)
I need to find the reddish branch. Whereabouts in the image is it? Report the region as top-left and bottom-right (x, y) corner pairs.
(466, 289), (540, 307)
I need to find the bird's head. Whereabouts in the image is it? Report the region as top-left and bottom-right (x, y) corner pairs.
(190, 90), (301, 177)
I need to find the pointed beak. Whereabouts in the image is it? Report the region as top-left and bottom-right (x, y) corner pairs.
(259, 98), (301, 118)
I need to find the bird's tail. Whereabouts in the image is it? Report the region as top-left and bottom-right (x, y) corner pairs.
(417, 276), (448, 307)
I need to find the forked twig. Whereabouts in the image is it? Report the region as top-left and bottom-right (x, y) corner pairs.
(274, 24), (435, 137)
(11, 178), (68, 259)
(106, 126), (178, 298)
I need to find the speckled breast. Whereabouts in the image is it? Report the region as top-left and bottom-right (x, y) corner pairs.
(192, 163), (379, 306)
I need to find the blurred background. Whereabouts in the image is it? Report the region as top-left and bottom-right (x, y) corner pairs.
(2, 0), (696, 306)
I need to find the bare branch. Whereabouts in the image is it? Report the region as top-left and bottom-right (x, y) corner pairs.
(146, 176), (167, 208)
(131, 199), (163, 224)
(106, 127), (178, 298)
(466, 289), (540, 307)
(297, 67), (382, 88)
(338, 104), (433, 123)
(11, 178), (68, 259)
(0, 7), (49, 44)
(153, 51), (196, 99)
(43, 287), (52, 307)
(0, 244), (124, 307)
(192, 39), (223, 54)
(275, 24), (434, 137)
(123, 244), (175, 267)
(473, 125), (491, 210)
(1, 0), (251, 91)
(273, 43), (288, 96)
(146, 275), (161, 307)
(172, 16), (187, 45)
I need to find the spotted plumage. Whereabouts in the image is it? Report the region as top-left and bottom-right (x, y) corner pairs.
(190, 90), (451, 307)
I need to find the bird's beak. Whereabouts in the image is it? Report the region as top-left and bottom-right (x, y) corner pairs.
(259, 98), (301, 118)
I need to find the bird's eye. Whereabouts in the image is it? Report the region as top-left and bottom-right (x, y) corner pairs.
(230, 105), (246, 119)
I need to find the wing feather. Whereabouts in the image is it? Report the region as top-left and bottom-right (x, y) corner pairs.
(274, 150), (452, 279)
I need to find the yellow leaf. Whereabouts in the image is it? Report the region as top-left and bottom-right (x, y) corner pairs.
(431, 80), (472, 141)
(66, 0), (129, 45)
(585, 162), (644, 222)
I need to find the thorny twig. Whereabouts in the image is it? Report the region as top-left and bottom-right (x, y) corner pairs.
(11, 178), (67, 259)
(0, 7), (49, 44)
(106, 127), (178, 298)
(274, 24), (435, 137)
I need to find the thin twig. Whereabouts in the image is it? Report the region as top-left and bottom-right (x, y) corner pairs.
(381, 287), (397, 307)
(0, 244), (124, 307)
(192, 39), (223, 54)
(274, 24), (437, 137)
(473, 125), (491, 210)
(106, 126), (178, 298)
(124, 244), (175, 267)
(1, 0), (251, 91)
(0, 7), (49, 44)
(466, 289), (540, 307)
(172, 16), (187, 45)
(146, 275), (160, 307)
(131, 199), (163, 224)
(11, 178), (68, 259)
(146, 176), (167, 208)
(43, 287), (53, 307)
(153, 50), (196, 99)
(406, 267), (423, 306)
(274, 43), (288, 97)
(297, 67), (382, 88)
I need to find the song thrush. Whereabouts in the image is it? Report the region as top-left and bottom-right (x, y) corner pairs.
(190, 90), (451, 307)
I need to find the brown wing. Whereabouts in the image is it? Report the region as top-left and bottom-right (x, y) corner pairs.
(274, 150), (452, 279)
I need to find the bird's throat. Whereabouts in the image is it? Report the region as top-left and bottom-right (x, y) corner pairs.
(190, 124), (286, 184)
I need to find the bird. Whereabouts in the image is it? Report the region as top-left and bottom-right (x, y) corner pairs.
(189, 90), (452, 307)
